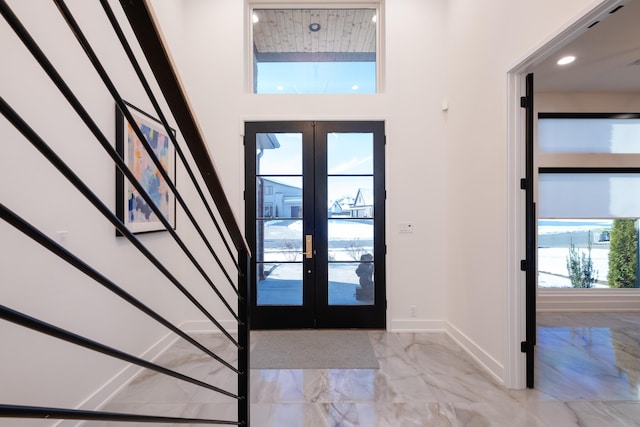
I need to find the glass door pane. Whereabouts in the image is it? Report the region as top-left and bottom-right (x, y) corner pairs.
(255, 133), (304, 306)
(326, 133), (375, 305)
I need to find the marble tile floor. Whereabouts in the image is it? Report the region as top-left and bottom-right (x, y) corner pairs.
(536, 312), (640, 402)
(88, 314), (640, 426)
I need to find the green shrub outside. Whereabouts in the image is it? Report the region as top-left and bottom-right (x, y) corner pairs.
(566, 231), (598, 288)
(607, 219), (638, 288)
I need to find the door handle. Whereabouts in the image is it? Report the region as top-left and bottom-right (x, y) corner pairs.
(305, 234), (313, 259)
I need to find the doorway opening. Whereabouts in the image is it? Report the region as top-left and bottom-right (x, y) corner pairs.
(507, 0), (633, 390)
(245, 121), (386, 330)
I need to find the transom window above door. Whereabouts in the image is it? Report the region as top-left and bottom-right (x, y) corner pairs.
(250, 7), (379, 94)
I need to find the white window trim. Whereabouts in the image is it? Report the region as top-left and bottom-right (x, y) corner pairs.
(538, 288), (640, 311)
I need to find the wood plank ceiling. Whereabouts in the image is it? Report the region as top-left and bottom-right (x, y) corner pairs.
(252, 9), (377, 55)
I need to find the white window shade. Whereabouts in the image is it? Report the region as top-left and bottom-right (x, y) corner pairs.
(538, 118), (640, 153)
(538, 173), (640, 218)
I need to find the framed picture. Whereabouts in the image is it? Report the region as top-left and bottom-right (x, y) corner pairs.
(115, 102), (176, 234)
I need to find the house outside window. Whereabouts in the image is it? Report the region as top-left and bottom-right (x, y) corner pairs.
(264, 203), (273, 217)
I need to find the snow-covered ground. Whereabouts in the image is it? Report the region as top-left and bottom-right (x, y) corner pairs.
(282, 219), (373, 239)
(262, 218), (624, 289)
(538, 220), (612, 288)
(257, 219), (375, 304)
(261, 220), (373, 262)
(538, 247), (609, 288)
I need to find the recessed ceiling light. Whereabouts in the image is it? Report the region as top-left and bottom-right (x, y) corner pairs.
(276, 85), (284, 91)
(372, 15), (377, 23)
(309, 23), (321, 32)
(252, 13), (259, 24)
(557, 56), (576, 65)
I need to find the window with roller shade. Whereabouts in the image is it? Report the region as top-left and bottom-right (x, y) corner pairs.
(537, 114), (640, 289)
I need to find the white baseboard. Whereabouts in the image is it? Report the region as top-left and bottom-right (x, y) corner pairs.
(389, 319), (505, 385)
(444, 322), (505, 386)
(538, 289), (640, 312)
(388, 319), (447, 332)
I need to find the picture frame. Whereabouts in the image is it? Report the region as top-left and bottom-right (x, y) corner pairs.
(115, 102), (176, 234)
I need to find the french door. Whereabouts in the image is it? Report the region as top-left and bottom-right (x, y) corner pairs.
(245, 121), (386, 329)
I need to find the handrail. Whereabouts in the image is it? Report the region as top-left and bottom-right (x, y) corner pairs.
(119, 0), (250, 255)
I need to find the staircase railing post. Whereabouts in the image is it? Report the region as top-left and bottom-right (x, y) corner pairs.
(238, 248), (250, 426)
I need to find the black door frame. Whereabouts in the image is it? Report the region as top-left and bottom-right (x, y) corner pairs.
(522, 73), (536, 388)
(244, 120), (386, 330)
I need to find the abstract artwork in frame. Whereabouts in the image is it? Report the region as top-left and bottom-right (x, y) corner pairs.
(115, 102), (176, 234)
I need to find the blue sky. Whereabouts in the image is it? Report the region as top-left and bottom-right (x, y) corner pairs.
(256, 62), (376, 94)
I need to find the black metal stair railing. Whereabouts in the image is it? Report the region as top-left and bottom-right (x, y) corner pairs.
(0, 0), (250, 425)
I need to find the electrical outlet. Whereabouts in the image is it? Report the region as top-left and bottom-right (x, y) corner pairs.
(409, 305), (417, 318)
